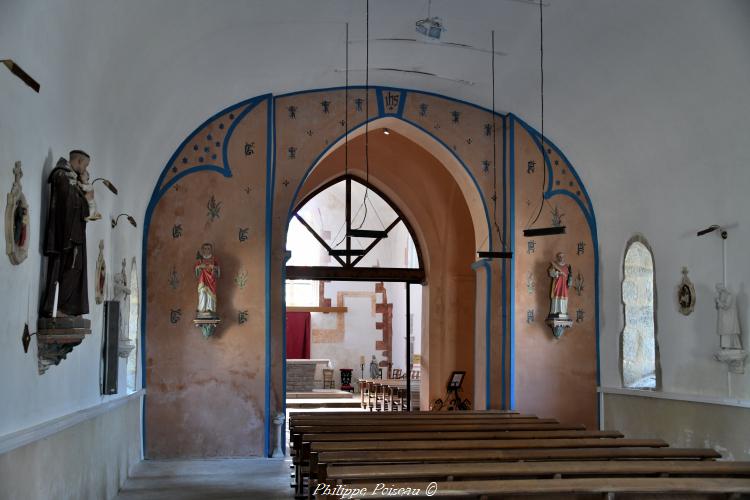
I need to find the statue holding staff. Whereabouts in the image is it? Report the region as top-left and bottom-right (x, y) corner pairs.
(195, 243), (220, 318)
(548, 252), (573, 318)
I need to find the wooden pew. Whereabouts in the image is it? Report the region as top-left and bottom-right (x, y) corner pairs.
(310, 438), (666, 453)
(289, 413), (555, 495)
(291, 418), (576, 494)
(325, 460), (750, 484)
(327, 477), (750, 499)
(301, 429), (623, 443)
(311, 447), (722, 492)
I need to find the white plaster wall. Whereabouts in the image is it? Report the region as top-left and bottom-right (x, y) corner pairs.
(5, 0), (739, 404)
(0, 0), (142, 444)
(603, 393), (750, 460)
(0, 395), (142, 500)
(3, 0), (749, 468)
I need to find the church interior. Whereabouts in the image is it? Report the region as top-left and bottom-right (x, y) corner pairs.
(1, 1), (750, 499)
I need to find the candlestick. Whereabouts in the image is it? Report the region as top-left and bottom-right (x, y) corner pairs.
(52, 282), (59, 318)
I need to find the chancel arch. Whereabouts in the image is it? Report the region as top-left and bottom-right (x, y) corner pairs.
(142, 86), (599, 457)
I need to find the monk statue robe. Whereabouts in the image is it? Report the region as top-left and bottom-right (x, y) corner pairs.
(195, 243), (220, 318)
(548, 252), (573, 318)
(40, 152), (91, 317)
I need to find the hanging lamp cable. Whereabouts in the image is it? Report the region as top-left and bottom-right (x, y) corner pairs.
(490, 30), (507, 251)
(345, 22), (349, 178)
(526, 0), (547, 230)
(353, 0), (370, 231)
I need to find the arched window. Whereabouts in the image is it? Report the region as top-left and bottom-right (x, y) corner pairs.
(127, 258), (139, 393)
(621, 236), (658, 389)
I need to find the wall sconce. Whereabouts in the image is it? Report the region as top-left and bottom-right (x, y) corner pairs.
(111, 214), (137, 228)
(93, 178), (118, 195)
(1, 59), (40, 92)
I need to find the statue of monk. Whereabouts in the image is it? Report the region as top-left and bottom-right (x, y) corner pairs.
(40, 151), (92, 317)
(195, 243), (220, 318)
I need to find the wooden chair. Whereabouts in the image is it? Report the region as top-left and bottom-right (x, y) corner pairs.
(392, 368), (403, 379)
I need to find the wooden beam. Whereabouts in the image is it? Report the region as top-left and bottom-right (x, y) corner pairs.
(294, 214), (346, 267)
(286, 266), (425, 283)
(351, 217), (401, 267)
(287, 306), (348, 313)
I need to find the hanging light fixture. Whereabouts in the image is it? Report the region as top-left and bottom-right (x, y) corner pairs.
(477, 30), (512, 260)
(523, 0), (566, 238)
(344, 0), (389, 241)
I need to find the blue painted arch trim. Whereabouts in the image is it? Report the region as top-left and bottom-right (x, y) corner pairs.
(509, 113), (601, 415)
(139, 94), (270, 456)
(140, 86), (599, 457)
(471, 259), (493, 409)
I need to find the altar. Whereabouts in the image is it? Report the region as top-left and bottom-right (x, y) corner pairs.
(286, 359), (330, 392)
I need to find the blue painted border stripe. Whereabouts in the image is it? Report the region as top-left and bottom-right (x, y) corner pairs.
(396, 90), (407, 117)
(471, 259), (493, 409)
(264, 96), (275, 457)
(139, 95), (267, 457)
(501, 114), (508, 410)
(375, 87), (385, 117)
(511, 113), (600, 420)
(509, 114), (516, 410)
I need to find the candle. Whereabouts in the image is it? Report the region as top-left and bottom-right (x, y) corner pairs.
(52, 282), (59, 318)
(360, 355), (365, 365)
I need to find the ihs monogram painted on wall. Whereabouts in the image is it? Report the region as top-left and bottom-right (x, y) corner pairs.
(383, 91), (400, 113)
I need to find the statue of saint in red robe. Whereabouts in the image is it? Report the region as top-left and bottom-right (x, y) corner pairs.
(195, 243), (220, 318)
(548, 252), (572, 318)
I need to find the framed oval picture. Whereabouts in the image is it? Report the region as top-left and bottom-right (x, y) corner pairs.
(678, 267), (696, 315)
(5, 161), (30, 265)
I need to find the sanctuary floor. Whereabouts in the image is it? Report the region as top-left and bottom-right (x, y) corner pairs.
(115, 458), (293, 500)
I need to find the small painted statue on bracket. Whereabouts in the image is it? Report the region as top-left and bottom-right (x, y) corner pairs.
(545, 252), (574, 338)
(195, 243), (220, 319)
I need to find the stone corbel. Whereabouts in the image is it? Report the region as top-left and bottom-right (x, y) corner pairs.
(715, 349), (748, 374)
(36, 317), (92, 374)
(546, 316), (573, 339)
(193, 317), (221, 338)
